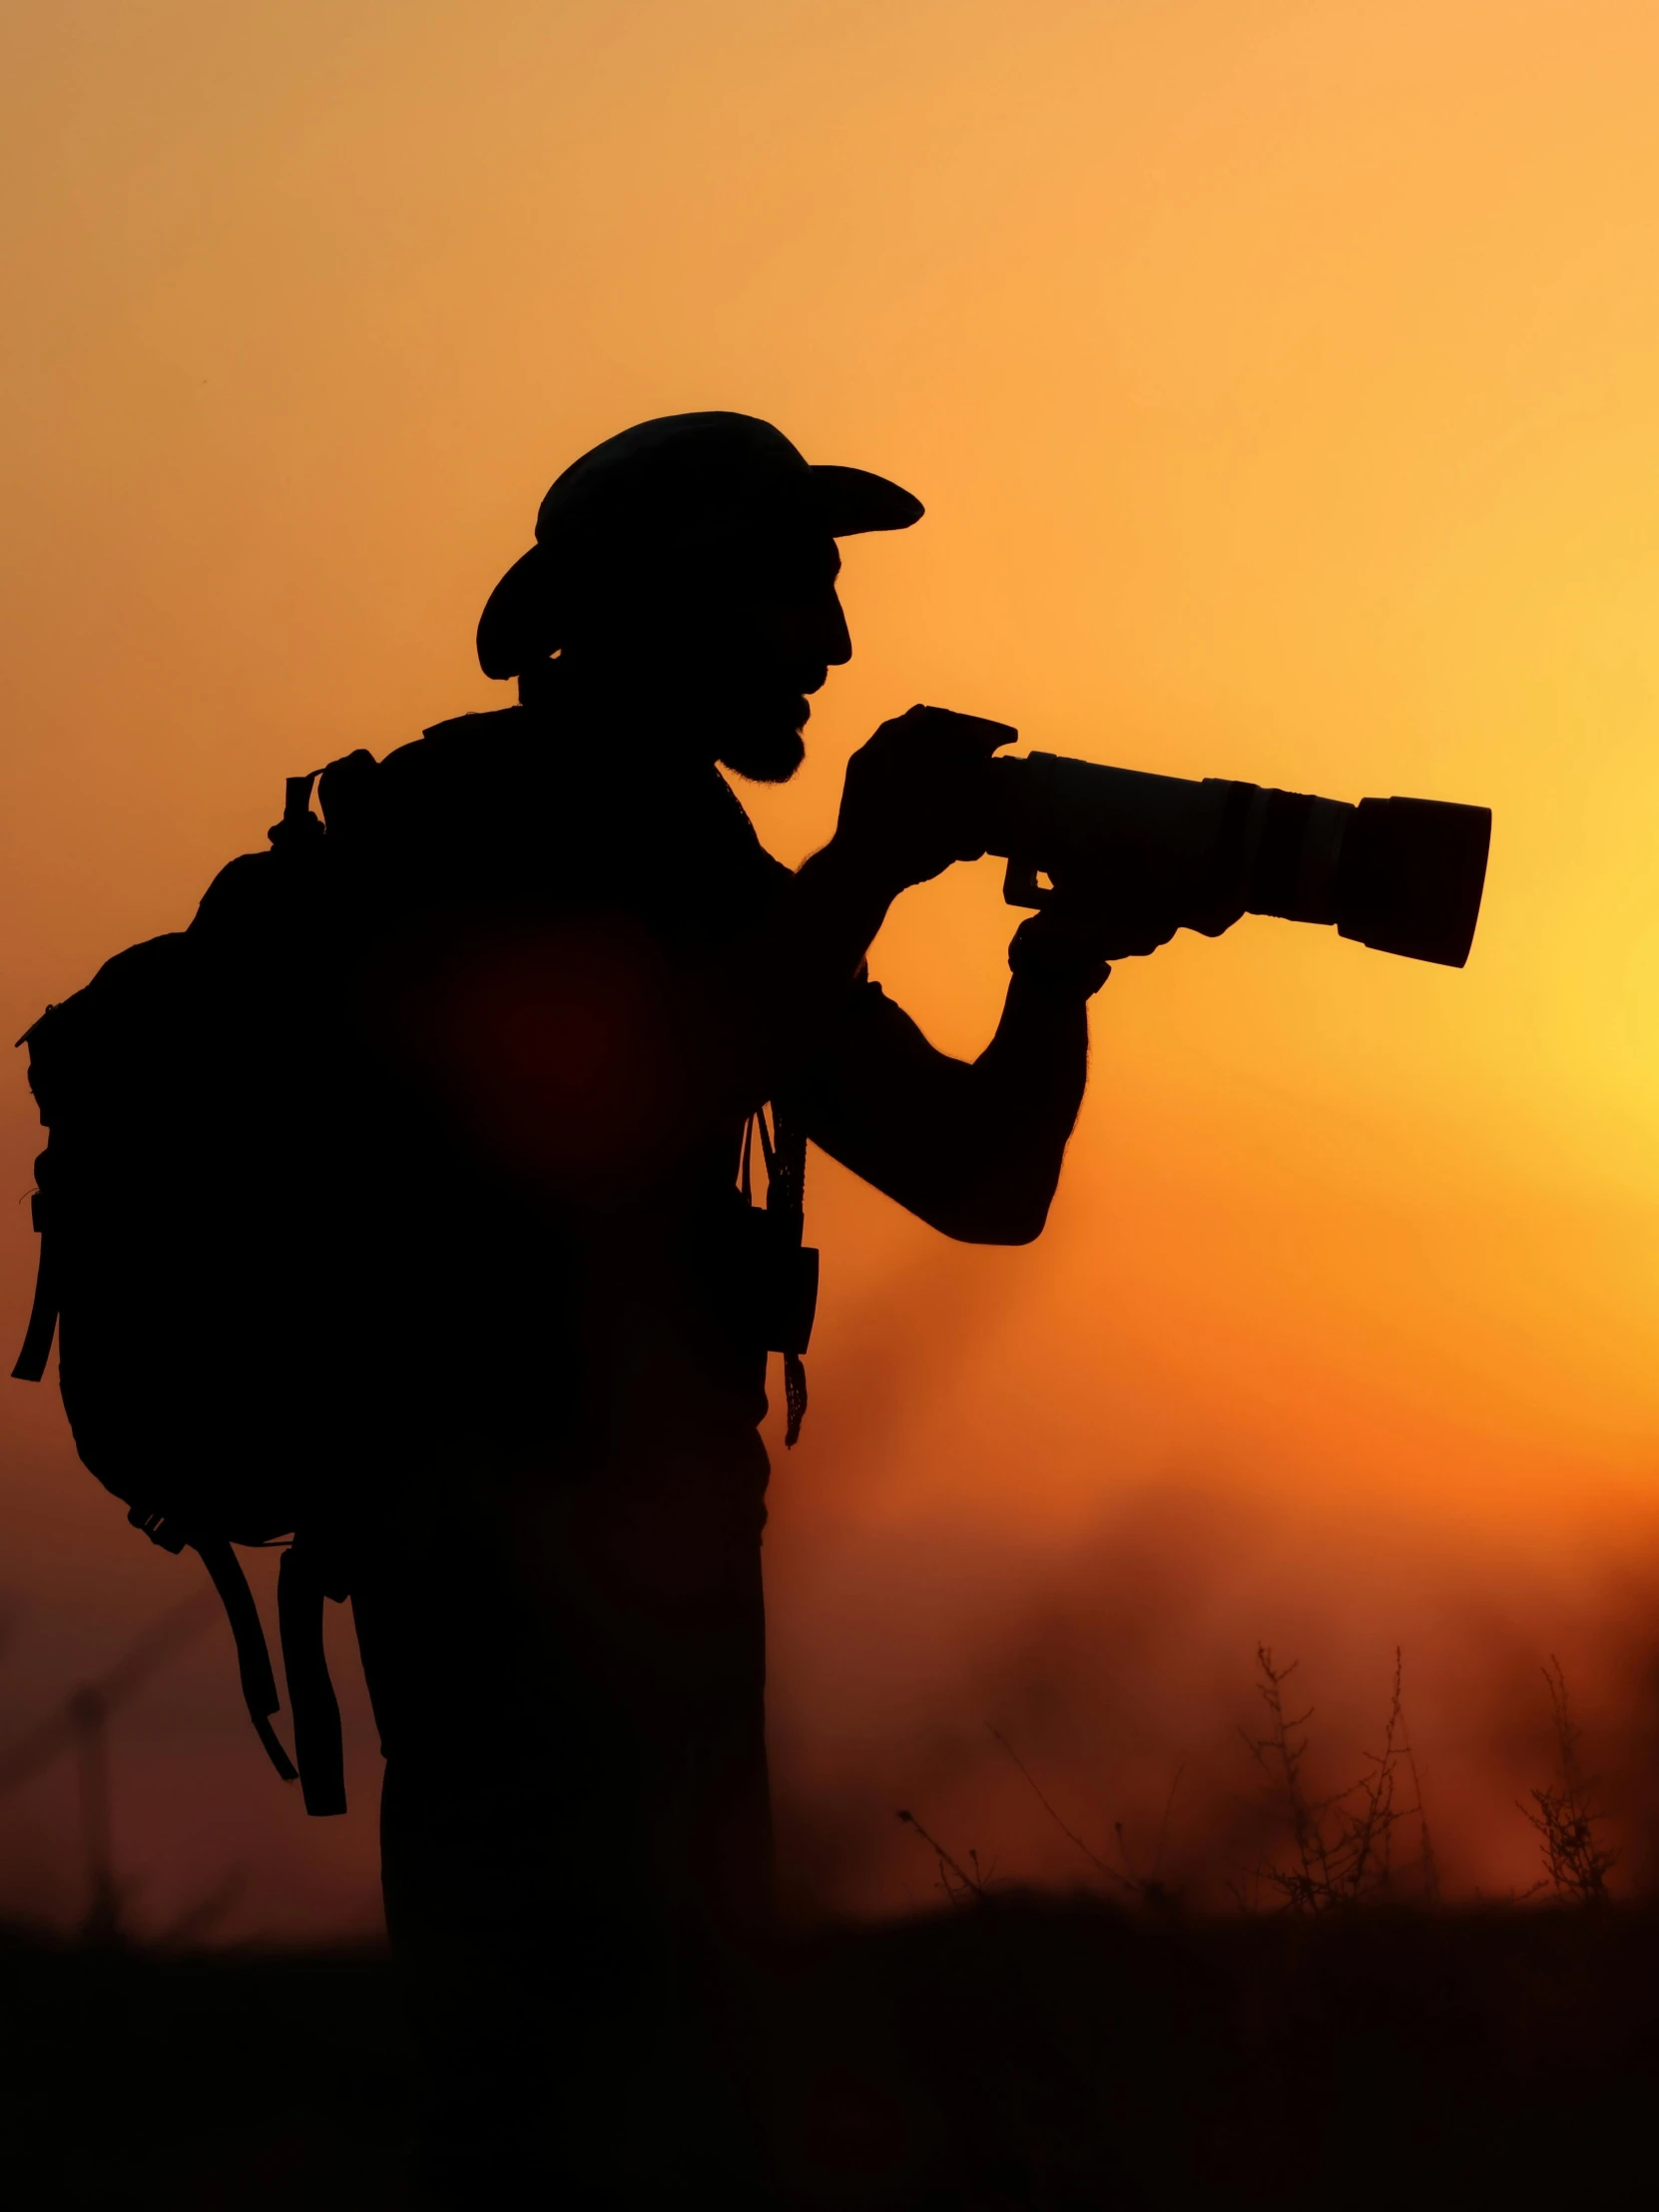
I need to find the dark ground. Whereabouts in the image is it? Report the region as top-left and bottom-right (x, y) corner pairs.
(4, 1896), (1656, 2208)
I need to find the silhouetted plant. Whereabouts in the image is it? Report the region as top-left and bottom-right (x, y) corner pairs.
(895, 1808), (995, 1905)
(986, 1722), (1181, 1909)
(1239, 1645), (1434, 1913)
(1519, 1655), (1617, 1904)
(0, 1594), (215, 1943)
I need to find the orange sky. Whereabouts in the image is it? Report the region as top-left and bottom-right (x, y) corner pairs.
(7, 0), (1659, 1933)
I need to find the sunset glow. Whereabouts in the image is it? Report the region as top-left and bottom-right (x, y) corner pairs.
(7, 0), (1659, 1931)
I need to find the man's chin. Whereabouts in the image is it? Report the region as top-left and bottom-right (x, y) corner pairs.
(717, 708), (809, 786)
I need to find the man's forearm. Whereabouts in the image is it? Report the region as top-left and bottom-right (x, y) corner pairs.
(799, 957), (1096, 1246)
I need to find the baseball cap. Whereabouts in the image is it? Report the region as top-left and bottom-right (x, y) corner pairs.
(476, 411), (923, 679)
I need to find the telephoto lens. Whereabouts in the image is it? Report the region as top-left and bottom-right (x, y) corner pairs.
(983, 753), (1491, 969)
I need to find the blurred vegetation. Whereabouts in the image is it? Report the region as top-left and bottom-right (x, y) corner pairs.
(4, 1894), (1659, 2208)
(3, 1643), (1647, 2202)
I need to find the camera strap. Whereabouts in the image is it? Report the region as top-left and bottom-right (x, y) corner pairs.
(742, 1101), (811, 1447)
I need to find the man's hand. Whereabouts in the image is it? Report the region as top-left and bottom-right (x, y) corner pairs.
(1008, 885), (1181, 999)
(829, 705), (1017, 900)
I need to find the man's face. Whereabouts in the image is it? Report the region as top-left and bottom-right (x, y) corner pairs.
(695, 530), (852, 784)
(560, 526), (852, 779)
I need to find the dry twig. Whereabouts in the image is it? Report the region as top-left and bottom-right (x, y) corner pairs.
(895, 1809), (993, 1905)
(1518, 1655), (1617, 1904)
(986, 1724), (1182, 1908)
(1239, 1645), (1434, 1913)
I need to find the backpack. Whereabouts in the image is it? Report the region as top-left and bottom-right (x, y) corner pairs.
(11, 770), (380, 1815)
(12, 748), (820, 1820)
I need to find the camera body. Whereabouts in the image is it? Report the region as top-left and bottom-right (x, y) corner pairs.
(984, 753), (1491, 969)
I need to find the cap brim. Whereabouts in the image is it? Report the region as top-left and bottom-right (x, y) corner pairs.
(809, 465), (924, 535)
(477, 463), (922, 677)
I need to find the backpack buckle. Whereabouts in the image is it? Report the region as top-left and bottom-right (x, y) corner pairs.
(268, 770), (324, 851)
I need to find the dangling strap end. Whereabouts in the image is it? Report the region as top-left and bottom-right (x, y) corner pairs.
(194, 1537), (297, 1785)
(252, 1710), (299, 1786)
(784, 1352), (809, 1449)
(278, 1545), (347, 1818)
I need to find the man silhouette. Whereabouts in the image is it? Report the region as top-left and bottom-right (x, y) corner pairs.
(343, 413), (1172, 2204)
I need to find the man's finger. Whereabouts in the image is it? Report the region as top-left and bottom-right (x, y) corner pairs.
(915, 707), (1019, 757)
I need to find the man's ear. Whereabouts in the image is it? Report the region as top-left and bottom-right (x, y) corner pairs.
(518, 659), (559, 708)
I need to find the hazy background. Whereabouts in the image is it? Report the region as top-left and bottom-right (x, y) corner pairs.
(6, 0), (1659, 1936)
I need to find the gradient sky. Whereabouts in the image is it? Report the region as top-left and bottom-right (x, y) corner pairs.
(6, 0), (1659, 1933)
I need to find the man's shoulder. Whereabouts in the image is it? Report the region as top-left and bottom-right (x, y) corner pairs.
(358, 705), (583, 851)
(336, 710), (795, 928)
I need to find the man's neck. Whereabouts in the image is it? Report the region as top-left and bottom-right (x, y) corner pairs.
(520, 656), (719, 774)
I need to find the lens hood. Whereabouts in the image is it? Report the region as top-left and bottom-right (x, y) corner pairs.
(1335, 798), (1492, 969)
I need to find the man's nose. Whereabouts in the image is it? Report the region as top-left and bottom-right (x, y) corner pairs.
(822, 587), (851, 667)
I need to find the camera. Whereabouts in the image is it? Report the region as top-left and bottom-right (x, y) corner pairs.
(984, 753), (1491, 968)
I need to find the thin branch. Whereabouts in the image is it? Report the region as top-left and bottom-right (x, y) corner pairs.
(985, 1723), (1129, 1893)
(896, 1809), (990, 1904)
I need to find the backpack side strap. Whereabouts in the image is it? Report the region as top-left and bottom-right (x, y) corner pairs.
(194, 1537), (299, 1787)
(11, 1184), (58, 1382)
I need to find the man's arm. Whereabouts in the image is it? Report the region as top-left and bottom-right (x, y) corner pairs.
(374, 708), (1169, 1210)
(796, 973), (1086, 1246)
(717, 710), (1175, 1240)
(794, 905), (1157, 1245)
(719, 706), (1011, 1097)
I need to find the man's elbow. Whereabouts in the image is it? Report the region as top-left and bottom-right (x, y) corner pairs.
(932, 1182), (1057, 1247)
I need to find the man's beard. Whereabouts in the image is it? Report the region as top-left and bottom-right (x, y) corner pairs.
(714, 691), (811, 784)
